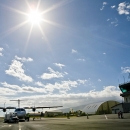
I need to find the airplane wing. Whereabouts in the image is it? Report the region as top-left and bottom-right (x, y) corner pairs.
(24, 106), (63, 109)
(6, 107), (16, 109)
(0, 107), (16, 109)
(35, 106), (63, 109)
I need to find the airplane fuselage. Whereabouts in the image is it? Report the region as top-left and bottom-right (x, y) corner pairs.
(14, 108), (26, 120)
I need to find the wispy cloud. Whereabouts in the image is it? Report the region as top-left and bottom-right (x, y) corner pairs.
(22, 85), (47, 93)
(117, 2), (130, 15)
(35, 81), (45, 87)
(0, 47), (4, 56)
(15, 55), (33, 62)
(127, 16), (130, 21)
(1, 82), (21, 90)
(100, 2), (107, 11)
(16, 86), (121, 108)
(107, 18), (118, 26)
(111, 5), (116, 9)
(103, 53), (106, 55)
(107, 19), (110, 21)
(72, 49), (77, 53)
(5, 60), (33, 82)
(121, 67), (130, 73)
(1, 82), (47, 94)
(40, 67), (65, 79)
(53, 63), (65, 69)
(35, 79), (88, 93)
(77, 59), (85, 61)
(0, 79), (88, 95)
(98, 79), (101, 82)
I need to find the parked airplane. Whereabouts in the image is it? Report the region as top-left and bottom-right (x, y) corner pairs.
(0, 99), (63, 121)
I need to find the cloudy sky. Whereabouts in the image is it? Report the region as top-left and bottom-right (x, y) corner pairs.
(0, 0), (130, 115)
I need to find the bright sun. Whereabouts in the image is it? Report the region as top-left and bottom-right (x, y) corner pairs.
(28, 10), (42, 25)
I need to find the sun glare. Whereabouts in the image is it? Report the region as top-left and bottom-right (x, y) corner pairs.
(28, 10), (42, 25)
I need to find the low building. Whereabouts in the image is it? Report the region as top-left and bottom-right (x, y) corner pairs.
(45, 110), (63, 117)
(111, 103), (130, 114)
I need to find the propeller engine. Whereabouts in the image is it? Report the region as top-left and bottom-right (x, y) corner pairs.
(3, 108), (6, 112)
(32, 107), (36, 112)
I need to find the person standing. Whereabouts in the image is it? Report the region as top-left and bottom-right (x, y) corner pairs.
(120, 111), (123, 119)
(86, 113), (89, 119)
(26, 113), (30, 122)
(118, 111), (120, 119)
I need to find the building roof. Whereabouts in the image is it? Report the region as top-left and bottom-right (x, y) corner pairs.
(82, 102), (104, 114)
(50, 100), (119, 114)
(111, 103), (122, 108)
(56, 101), (104, 114)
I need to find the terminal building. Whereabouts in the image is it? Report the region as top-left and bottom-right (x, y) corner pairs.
(111, 82), (130, 114)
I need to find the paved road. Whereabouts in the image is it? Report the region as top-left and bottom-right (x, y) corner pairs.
(0, 117), (130, 130)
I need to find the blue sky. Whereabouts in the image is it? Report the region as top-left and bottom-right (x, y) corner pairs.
(0, 0), (130, 115)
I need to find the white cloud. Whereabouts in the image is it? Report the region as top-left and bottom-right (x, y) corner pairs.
(98, 79), (101, 82)
(22, 85), (47, 93)
(0, 82), (47, 94)
(107, 19), (110, 21)
(15, 55), (33, 62)
(17, 86), (121, 108)
(5, 60), (33, 82)
(0, 53), (3, 56)
(103, 53), (106, 54)
(77, 59), (85, 61)
(35, 79), (88, 93)
(100, 2), (107, 10)
(40, 67), (64, 79)
(103, 2), (107, 5)
(0, 47), (4, 56)
(35, 81), (45, 87)
(44, 79), (89, 93)
(45, 80), (78, 93)
(0, 78), (89, 96)
(117, 2), (130, 15)
(111, 5), (116, 9)
(0, 87), (17, 95)
(0, 48), (3, 51)
(77, 79), (88, 84)
(1, 82), (21, 90)
(53, 63), (65, 69)
(72, 49), (77, 53)
(121, 67), (130, 73)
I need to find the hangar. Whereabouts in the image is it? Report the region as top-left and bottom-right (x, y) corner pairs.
(82, 100), (119, 114)
(55, 100), (119, 115)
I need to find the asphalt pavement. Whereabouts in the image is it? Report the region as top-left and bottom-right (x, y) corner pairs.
(0, 116), (130, 130)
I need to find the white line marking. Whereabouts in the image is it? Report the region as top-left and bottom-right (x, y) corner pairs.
(105, 114), (108, 119)
(19, 123), (21, 130)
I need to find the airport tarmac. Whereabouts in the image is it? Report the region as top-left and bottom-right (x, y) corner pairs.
(0, 116), (130, 130)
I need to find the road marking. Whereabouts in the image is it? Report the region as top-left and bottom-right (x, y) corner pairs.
(1, 125), (6, 127)
(19, 123), (21, 130)
(104, 114), (108, 119)
(1, 125), (12, 128)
